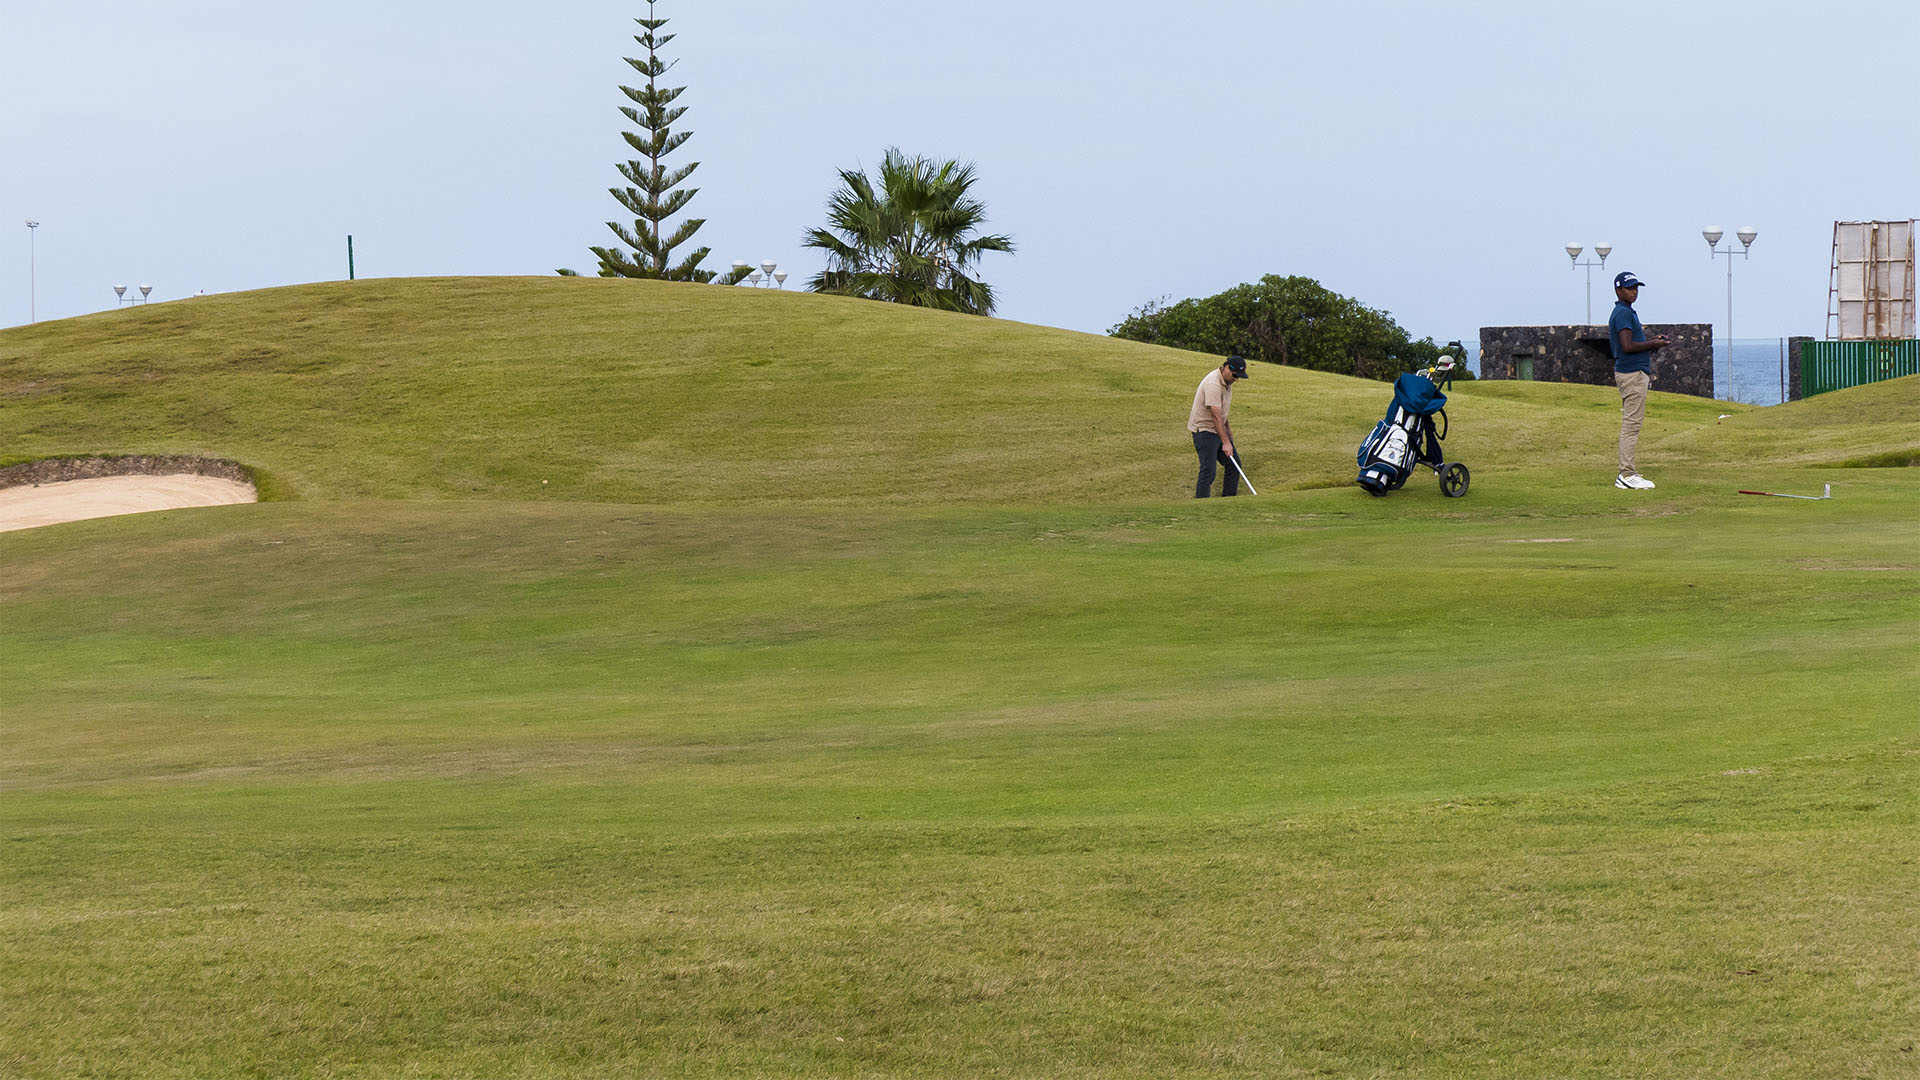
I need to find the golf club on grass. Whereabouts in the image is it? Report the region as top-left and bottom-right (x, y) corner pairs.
(1737, 483), (1831, 500)
(1229, 453), (1257, 496)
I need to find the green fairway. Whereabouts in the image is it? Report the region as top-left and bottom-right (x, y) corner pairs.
(3, 280), (1918, 1077)
(6, 480), (1917, 1077)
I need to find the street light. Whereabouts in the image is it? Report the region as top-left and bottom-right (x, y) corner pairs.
(24, 220), (38, 323)
(737, 259), (785, 288)
(1703, 226), (1757, 400)
(1703, 224), (1757, 367)
(1565, 241), (1613, 324)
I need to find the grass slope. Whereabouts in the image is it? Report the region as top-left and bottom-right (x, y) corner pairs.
(4, 276), (1915, 504)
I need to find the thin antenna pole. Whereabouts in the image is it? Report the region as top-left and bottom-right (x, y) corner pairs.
(348, 235), (355, 281)
(25, 220), (38, 323)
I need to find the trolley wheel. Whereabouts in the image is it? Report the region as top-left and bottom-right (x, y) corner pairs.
(1439, 462), (1470, 498)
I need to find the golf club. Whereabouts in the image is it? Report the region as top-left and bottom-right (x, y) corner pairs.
(1229, 453), (1257, 496)
(1736, 483), (1831, 500)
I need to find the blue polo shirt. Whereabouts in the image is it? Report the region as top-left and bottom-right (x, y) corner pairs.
(1608, 300), (1651, 374)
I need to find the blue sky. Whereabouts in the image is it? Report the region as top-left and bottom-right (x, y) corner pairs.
(3, 1), (1915, 344)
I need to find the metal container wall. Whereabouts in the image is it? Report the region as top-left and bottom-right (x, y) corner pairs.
(1799, 339), (1920, 396)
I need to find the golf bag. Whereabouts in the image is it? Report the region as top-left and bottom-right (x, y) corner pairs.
(1355, 363), (1470, 498)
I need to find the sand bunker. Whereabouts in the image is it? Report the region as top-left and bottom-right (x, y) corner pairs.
(0, 474), (258, 532)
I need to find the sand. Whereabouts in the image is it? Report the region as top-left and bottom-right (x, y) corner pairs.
(0, 474), (259, 532)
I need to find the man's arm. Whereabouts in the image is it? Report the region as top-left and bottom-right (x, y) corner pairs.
(1617, 328), (1670, 354)
(1210, 406), (1234, 457)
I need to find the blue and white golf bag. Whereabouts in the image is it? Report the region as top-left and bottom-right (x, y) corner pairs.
(1355, 367), (1469, 497)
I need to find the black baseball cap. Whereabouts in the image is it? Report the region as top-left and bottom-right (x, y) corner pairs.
(1225, 355), (1249, 377)
(1614, 271), (1647, 289)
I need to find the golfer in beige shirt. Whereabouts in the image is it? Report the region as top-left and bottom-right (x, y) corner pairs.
(1187, 355), (1248, 497)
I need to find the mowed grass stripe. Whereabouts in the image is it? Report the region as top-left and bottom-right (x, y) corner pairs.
(4, 747), (1913, 1078)
(5, 477), (1913, 828)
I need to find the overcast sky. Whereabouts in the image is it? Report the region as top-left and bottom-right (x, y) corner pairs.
(3, 1), (1915, 346)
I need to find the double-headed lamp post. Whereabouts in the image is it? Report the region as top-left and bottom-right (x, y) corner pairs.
(1565, 241), (1613, 324)
(1703, 226), (1757, 350)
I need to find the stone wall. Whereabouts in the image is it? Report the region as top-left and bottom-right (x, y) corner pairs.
(1478, 323), (1715, 398)
(1786, 335), (1813, 401)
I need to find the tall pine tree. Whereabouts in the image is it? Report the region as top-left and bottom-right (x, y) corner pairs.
(587, 5), (739, 281)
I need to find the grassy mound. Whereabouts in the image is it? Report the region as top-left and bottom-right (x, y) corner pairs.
(5, 277), (1911, 505)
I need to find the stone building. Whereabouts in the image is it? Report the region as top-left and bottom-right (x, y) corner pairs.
(1478, 323), (1714, 398)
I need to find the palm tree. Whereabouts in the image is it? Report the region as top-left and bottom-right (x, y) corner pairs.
(803, 149), (1015, 315)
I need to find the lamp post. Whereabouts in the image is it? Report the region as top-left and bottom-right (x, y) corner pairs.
(1565, 241), (1612, 324)
(1703, 226), (1757, 399)
(1703, 225), (1756, 344)
(24, 220), (38, 323)
(735, 259), (786, 288)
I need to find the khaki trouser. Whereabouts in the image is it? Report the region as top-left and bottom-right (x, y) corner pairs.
(1616, 370), (1650, 476)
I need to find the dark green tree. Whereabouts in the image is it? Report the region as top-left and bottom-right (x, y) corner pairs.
(1110, 275), (1462, 382)
(580, 4), (744, 282)
(802, 148), (1014, 315)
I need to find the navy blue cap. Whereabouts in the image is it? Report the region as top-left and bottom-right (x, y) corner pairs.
(1225, 355), (1249, 377)
(1615, 271), (1646, 289)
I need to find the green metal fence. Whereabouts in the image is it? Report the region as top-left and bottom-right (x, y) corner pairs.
(1799, 339), (1920, 397)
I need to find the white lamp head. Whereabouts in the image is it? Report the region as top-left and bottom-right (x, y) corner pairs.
(24, 219), (37, 228)
(1703, 226), (1724, 248)
(139, 284), (153, 298)
(760, 260), (777, 275)
(1594, 242), (1612, 259)
(113, 284), (127, 298)
(1736, 226), (1757, 249)
(772, 270), (787, 285)
(748, 270), (763, 284)
(1565, 242), (1583, 261)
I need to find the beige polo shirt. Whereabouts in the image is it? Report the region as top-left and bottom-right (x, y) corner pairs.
(1187, 368), (1232, 435)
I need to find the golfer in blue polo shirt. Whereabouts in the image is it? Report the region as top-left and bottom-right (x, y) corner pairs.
(1608, 271), (1669, 490)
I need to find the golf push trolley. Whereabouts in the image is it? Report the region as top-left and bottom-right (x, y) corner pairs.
(1355, 344), (1470, 498)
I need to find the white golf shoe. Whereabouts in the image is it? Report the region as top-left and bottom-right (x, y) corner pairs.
(1614, 473), (1656, 490)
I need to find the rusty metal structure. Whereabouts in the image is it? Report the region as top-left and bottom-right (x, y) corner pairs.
(1826, 220), (1915, 339)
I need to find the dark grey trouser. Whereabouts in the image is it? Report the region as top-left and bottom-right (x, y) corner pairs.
(1193, 431), (1239, 498)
